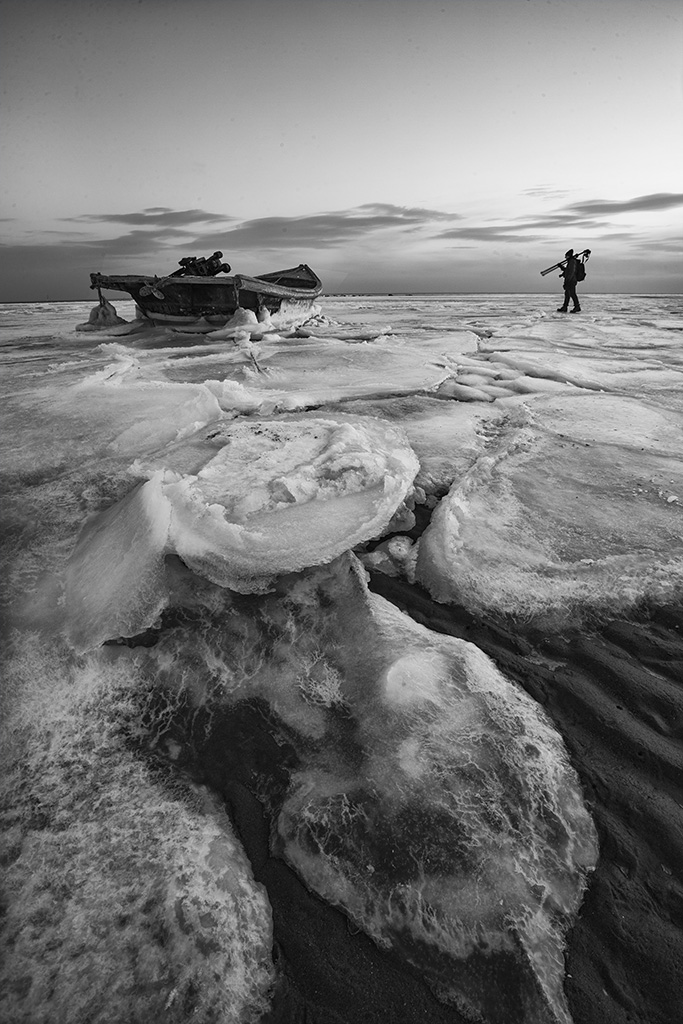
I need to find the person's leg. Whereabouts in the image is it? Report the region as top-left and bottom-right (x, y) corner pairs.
(557, 286), (569, 312)
(568, 283), (580, 311)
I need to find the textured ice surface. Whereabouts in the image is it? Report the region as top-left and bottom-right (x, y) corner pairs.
(415, 380), (683, 623)
(0, 636), (274, 1024)
(3, 293), (682, 1024)
(64, 474), (172, 651)
(163, 414), (419, 592)
(323, 393), (503, 496)
(131, 553), (598, 1024)
(64, 414), (419, 648)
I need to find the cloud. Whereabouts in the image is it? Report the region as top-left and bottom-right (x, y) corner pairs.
(502, 192), (683, 239)
(435, 208), (616, 243)
(68, 208), (233, 227)
(352, 203), (461, 223)
(562, 193), (683, 216)
(3, 196), (680, 302)
(91, 229), (199, 257)
(634, 237), (683, 254)
(0, 229), (189, 274)
(521, 187), (571, 200)
(184, 204), (464, 250)
(0, 231), (199, 300)
(511, 213), (609, 230)
(0, 204), (466, 296)
(192, 215), (362, 250)
(594, 231), (641, 241)
(436, 225), (548, 243)
(49, 200), (678, 266)
(53, 203), (464, 255)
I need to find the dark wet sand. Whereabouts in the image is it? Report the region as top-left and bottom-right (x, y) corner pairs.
(193, 578), (683, 1024)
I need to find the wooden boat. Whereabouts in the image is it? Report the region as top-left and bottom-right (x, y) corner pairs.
(89, 258), (323, 327)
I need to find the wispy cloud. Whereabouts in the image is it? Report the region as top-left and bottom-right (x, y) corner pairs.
(597, 231), (644, 239)
(184, 204), (464, 250)
(57, 203), (464, 252)
(436, 225), (548, 243)
(0, 204), (468, 293)
(521, 186), (571, 200)
(0, 229), (189, 270)
(11, 196), (680, 263)
(84, 229), (196, 257)
(513, 211), (605, 227)
(562, 193), (683, 216)
(353, 203), (461, 223)
(68, 208), (233, 227)
(635, 237), (683, 254)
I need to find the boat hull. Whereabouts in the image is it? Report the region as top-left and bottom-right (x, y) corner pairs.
(90, 265), (323, 326)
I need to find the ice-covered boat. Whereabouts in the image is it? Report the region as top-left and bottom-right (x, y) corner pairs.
(89, 257), (323, 327)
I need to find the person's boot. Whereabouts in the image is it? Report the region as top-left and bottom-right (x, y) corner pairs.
(570, 307), (581, 313)
(557, 306), (568, 313)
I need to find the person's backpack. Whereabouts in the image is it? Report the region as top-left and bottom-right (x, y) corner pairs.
(575, 260), (587, 282)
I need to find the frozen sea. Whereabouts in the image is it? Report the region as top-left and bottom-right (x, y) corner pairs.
(1, 292), (682, 1024)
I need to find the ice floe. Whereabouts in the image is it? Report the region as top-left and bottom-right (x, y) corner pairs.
(64, 414), (419, 648)
(124, 553), (598, 1024)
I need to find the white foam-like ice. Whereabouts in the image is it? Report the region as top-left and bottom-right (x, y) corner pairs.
(64, 414), (419, 647)
(165, 415), (418, 590)
(0, 636), (274, 1024)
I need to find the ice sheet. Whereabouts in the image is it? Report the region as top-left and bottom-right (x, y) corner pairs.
(2, 293), (682, 1024)
(415, 377), (683, 624)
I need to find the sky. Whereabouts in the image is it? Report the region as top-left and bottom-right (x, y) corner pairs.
(1, 0), (682, 300)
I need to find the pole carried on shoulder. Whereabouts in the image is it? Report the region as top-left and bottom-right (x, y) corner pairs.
(540, 249), (591, 276)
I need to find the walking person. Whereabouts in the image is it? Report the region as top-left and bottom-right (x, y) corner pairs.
(557, 249), (581, 313)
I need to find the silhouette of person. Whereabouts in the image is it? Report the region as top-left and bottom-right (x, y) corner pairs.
(557, 249), (581, 313)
